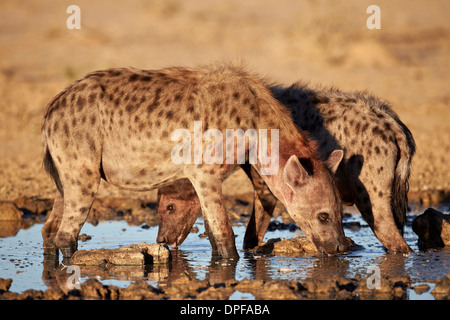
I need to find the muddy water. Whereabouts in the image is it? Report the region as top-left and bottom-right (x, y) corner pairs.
(0, 207), (449, 300)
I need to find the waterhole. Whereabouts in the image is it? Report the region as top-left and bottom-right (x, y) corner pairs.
(0, 207), (448, 300)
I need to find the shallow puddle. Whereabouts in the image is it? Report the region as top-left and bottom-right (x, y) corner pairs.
(0, 207), (449, 300)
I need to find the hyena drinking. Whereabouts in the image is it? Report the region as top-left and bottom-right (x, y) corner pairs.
(157, 83), (415, 253)
(41, 64), (347, 259)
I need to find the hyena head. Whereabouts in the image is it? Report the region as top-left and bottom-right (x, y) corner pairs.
(156, 179), (201, 247)
(281, 149), (348, 255)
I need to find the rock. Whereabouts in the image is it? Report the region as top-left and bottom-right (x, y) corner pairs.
(89, 198), (158, 225)
(393, 286), (406, 299)
(95, 197), (144, 213)
(80, 279), (120, 300)
(17, 289), (44, 300)
(260, 281), (300, 300)
(253, 236), (356, 255)
(409, 190), (448, 207)
(354, 275), (409, 300)
(0, 278), (12, 292)
(190, 226), (199, 233)
(432, 274), (450, 298)
(70, 243), (170, 266)
(43, 286), (66, 300)
(234, 279), (264, 294)
(0, 220), (22, 238)
(412, 284), (430, 294)
(412, 208), (450, 249)
(163, 279), (210, 299)
(78, 233), (92, 241)
(392, 280), (409, 299)
(119, 280), (161, 300)
(300, 278), (337, 294)
(343, 221), (362, 230)
(335, 276), (358, 293)
(12, 196), (53, 215)
(0, 202), (23, 220)
(195, 283), (234, 300)
(335, 289), (353, 300)
(253, 237), (316, 255)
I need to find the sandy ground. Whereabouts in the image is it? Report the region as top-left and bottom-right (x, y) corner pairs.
(0, 0), (449, 203)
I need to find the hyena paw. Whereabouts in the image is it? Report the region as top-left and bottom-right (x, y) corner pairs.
(54, 232), (78, 258)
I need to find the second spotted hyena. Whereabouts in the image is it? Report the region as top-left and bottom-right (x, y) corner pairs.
(157, 83), (415, 253)
(41, 64), (347, 259)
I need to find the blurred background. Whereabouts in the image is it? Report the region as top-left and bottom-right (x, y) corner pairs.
(0, 0), (448, 202)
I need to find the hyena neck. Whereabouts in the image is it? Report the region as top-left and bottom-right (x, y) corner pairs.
(258, 134), (318, 203)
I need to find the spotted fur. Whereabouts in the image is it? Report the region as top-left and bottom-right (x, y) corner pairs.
(41, 64), (347, 258)
(157, 82), (415, 253)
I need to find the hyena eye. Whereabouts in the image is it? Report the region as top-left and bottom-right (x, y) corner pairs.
(166, 204), (175, 213)
(318, 212), (329, 223)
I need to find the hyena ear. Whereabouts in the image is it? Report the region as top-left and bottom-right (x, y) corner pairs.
(325, 149), (344, 174)
(283, 155), (309, 192)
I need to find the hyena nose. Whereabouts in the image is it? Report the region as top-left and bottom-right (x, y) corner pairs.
(337, 242), (349, 253)
(156, 234), (166, 244)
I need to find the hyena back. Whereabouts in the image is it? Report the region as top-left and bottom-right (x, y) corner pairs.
(41, 64), (346, 259)
(157, 83), (415, 253)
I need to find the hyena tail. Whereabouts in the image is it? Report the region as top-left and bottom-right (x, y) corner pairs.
(386, 108), (416, 235)
(43, 143), (63, 196)
(42, 89), (68, 196)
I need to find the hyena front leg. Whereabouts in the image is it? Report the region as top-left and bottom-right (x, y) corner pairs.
(54, 166), (101, 258)
(203, 218), (218, 252)
(186, 165), (238, 259)
(42, 192), (64, 256)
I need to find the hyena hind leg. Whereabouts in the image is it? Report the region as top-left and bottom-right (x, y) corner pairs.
(42, 192), (64, 256)
(354, 189), (412, 253)
(242, 165), (277, 250)
(53, 171), (101, 258)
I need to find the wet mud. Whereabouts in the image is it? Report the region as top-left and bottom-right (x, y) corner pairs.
(0, 195), (449, 300)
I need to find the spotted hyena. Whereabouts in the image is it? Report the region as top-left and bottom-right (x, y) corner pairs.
(157, 83), (415, 253)
(41, 64), (347, 259)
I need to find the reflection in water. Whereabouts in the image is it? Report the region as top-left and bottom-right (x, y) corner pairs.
(40, 243), (448, 299)
(1, 212), (449, 299)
